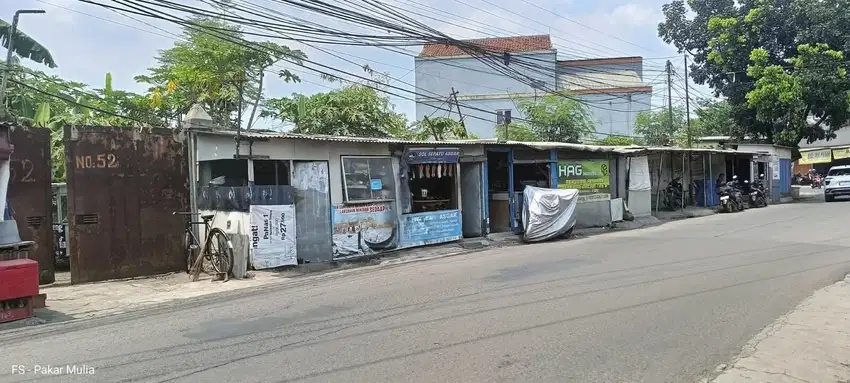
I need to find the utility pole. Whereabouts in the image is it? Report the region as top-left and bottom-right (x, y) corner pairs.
(684, 55), (692, 148)
(666, 60), (674, 142)
(450, 87), (470, 138)
(0, 9), (46, 118)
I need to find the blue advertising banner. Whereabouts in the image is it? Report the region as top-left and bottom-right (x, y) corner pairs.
(404, 148), (461, 164)
(399, 210), (462, 247)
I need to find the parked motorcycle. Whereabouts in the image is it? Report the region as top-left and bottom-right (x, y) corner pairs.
(751, 175), (769, 207)
(663, 176), (684, 210)
(719, 176), (746, 212)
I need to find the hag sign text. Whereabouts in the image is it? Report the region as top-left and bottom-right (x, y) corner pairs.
(75, 153), (119, 169)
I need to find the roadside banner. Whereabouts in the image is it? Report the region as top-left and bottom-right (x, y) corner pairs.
(798, 149), (832, 164)
(249, 204), (297, 269)
(557, 159), (611, 203)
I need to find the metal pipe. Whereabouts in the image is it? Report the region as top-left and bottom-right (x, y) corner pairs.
(681, 152), (685, 214)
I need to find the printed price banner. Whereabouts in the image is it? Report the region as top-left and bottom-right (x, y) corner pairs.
(249, 204), (297, 268)
(556, 159), (611, 203)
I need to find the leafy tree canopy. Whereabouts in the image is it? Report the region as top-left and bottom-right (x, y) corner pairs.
(595, 136), (640, 146)
(136, 17), (304, 129)
(262, 83), (409, 138)
(0, 19), (56, 68)
(412, 116), (475, 141)
(658, 0), (850, 147)
(514, 95), (595, 143)
(634, 107), (687, 146)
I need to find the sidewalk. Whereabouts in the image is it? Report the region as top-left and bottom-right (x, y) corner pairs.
(707, 274), (850, 383)
(1, 215), (663, 330)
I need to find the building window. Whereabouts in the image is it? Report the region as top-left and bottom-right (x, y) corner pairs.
(253, 160), (290, 186)
(496, 109), (512, 125)
(342, 156), (395, 203)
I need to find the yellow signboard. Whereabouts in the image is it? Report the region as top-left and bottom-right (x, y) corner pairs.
(799, 149), (832, 165)
(833, 148), (850, 160)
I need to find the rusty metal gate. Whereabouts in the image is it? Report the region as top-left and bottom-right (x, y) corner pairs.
(64, 126), (189, 283)
(8, 127), (54, 284)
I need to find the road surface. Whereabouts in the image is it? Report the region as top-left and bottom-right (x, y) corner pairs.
(2, 200), (850, 383)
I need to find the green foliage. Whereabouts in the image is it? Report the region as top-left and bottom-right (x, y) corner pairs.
(746, 44), (850, 146)
(658, 0), (850, 147)
(595, 136), (640, 146)
(5, 68), (161, 181)
(262, 83), (409, 138)
(0, 19), (56, 68)
(514, 95), (595, 143)
(495, 122), (540, 141)
(692, 98), (740, 139)
(412, 117), (475, 141)
(634, 107), (686, 146)
(135, 17), (304, 129)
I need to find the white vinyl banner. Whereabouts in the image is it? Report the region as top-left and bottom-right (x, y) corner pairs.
(249, 205), (297, 269)
(628, 156), (652, 192)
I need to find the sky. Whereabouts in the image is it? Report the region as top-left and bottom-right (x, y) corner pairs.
(7, 0), (715, 129)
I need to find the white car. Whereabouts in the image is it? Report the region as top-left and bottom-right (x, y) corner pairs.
(824, 165), (850, 202)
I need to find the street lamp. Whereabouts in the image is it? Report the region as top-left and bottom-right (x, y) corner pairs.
(0, 9), (47, 114)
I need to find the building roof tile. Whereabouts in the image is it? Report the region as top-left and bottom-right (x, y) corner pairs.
(418, 35), (553, 58)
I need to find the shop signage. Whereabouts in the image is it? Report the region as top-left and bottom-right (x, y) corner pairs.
(833, 147), (850, 160)
(404, 148), (460, 164)
(331, 202), (397, 259)
(798, 149), (832, 165)
(249, 204), (298, 268)
(556, 159), (611, 203)
(399, 210), (462, 247)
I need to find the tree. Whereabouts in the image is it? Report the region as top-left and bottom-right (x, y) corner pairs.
(5, 67), (160, 181)
(691, 98), (740, 138)
(658, 0), (850, 146)
(634, 107), (686, 146)
(0, 19), (56, 68)
(746, 44), (850, 146)
(595, 136), (640, 146)
(495, 122), (540, 141)
(263, 83), (409, 137)
(515, 95), (595, 143)
(136, 17), (304, 129)
(412, 117), (474, 141)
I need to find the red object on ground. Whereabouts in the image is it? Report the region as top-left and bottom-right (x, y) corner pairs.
(0, 259), (39, 300)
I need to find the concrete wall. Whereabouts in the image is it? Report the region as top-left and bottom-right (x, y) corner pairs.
(414, 52), (651, 140)
(414, 51), (558, 100)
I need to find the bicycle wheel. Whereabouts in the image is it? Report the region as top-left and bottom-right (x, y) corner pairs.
(205, 228), (234, 275)
(184, 230), (195, 274)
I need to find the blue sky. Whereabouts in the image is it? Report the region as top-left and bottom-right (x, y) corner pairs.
(8, 0), (713, 129)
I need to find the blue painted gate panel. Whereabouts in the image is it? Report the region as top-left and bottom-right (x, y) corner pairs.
(779, 159), (792, 194)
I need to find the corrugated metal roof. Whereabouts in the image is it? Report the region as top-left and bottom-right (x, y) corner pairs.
(418, 35), (553, 58)
(559, 70), (647, 91)
(195, 129), (763, 156)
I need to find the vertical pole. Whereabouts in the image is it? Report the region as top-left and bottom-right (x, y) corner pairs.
(655, 154), (663, 214)
(666, 60), (674, 141)
(0, 13), (22, 116)
(684, 55), (692, 148)
(681, 153), (685, 214)
(709, 153), (713, 207)
(702, 154), (707, 207)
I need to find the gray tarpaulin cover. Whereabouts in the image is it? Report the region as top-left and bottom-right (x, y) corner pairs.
(522, 185), (579, 243)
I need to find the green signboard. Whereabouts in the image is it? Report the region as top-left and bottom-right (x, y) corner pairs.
(556, 159), (611, 203)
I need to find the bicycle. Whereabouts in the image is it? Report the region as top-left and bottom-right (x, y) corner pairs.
(174, 212), (234, 277)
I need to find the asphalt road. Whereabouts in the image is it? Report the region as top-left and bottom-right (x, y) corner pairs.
(2, 199), (850, 383)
